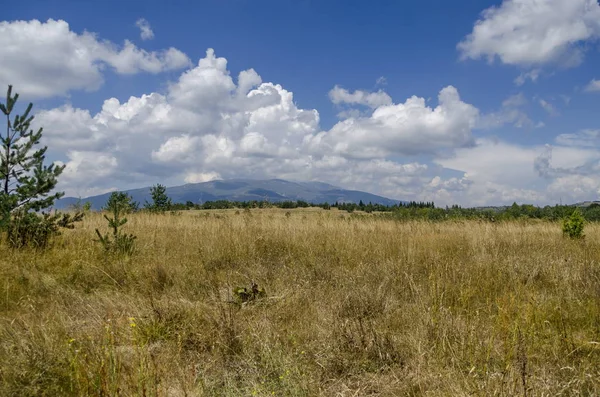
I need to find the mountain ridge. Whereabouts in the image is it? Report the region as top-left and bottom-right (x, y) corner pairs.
(55, 178), (402, 210)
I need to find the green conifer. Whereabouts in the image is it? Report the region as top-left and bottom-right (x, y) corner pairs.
(0, 85), (65, 223)
(145, 184), (172, 212)
(0, 85), (82, 247)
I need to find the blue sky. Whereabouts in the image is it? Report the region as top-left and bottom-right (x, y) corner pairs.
(2, 0), (600, 206)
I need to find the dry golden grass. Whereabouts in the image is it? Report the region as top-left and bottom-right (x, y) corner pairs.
(1, 208), (599, 396)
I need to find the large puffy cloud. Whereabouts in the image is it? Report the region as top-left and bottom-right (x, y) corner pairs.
(0, 19), (191, 98)
(35, 49), (319, 194)
(152, 135), (200, 163)
(307, 86), (479, 159)
(458, 0), (600, 68)
(33, 48), (474, 204)
(30, 44), (599, 207)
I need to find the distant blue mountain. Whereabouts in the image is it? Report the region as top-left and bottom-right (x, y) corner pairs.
(55, 178), (402, 210)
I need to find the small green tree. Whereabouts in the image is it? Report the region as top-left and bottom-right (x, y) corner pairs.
(562, 209), (585, 239)
(144, 183), (172, 212)
(95, 203), (136, 255)
(0, 85), (82, 247)
(103, 191), (138, 214)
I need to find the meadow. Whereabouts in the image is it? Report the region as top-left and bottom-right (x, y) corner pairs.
(1, 208), (599, 396)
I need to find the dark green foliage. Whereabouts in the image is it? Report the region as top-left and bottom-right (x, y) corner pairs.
(161, 195), (600, 224)
(7, 210), (84, 249)
(279, 201), (296, 209)
(103, 191), (138, 214)
(0, 85), (83, 247)
(386, 202), (600, 223)
(562, 209), (585, 239)
(296, 200), (310, 208)
(144, 184), (172, 212)
(95, 203), (136, 255)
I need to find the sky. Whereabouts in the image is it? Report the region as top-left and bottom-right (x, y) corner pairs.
(1, 0), (600, 206)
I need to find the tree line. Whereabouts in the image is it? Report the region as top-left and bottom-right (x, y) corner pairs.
(97, 189), (600, 223)
(94, 191), (437, 214)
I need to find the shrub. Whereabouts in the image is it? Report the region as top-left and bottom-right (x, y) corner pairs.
(562, 209), (585, 239)
(7, 210), (84, 249)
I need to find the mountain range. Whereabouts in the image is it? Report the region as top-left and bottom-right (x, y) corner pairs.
(55, 179), (402, 210)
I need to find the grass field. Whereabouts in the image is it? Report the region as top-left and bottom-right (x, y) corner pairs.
(1, 208), (599, 396)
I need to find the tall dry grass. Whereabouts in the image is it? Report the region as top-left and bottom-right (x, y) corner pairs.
(1, 209), (599, 396)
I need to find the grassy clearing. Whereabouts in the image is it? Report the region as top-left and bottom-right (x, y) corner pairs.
(1, 208), (599, 396)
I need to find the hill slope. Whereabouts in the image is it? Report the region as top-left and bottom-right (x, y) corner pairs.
(55, 179), (402, 210)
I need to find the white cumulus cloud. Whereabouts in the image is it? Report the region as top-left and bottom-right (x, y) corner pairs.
(26, 42), (599, 207)
(458, 0), (600, 68)
(31, 48), (478, 204)
(0, 19), (191, 98)
(309, 86), (479, 158)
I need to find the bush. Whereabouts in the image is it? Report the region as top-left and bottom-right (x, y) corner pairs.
(6, 211), (84, 249)
(562, 209), (585, 239)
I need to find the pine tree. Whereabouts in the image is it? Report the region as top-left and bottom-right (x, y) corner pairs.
(104, 191), (139, 214)
(145, 184), (172, 212)
(0, 85), (65, 220)
(0, 85), (82, 247)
